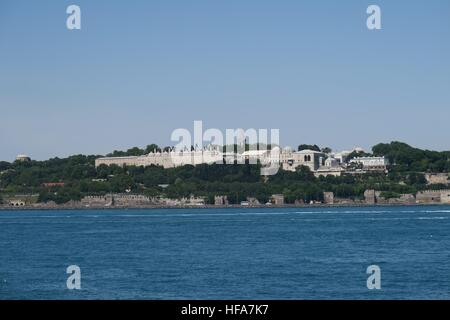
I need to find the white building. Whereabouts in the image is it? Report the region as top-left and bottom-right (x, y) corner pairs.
(95, 146), (391, 176)
(16, 154), (31, 162)
(95, 148), (224, 169)
(324, 157), (340, 168)
(281, 149), (325, 172)
(333, 147), (365, 163)
(96, 147), (326, 173)
(349, 156), (389, 171)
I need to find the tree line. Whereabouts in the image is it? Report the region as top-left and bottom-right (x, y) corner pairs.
(0, 142), (448, 204)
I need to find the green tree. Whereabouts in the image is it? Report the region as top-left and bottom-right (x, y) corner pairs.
(372, 141), (449, 172)
(0, 161), (11, 172)
(298, 144), (321, 152)
(407, 172), (427, 185)
(346, 150), (372, 160)
(145, 144), (160, 153)
(126, 147), (145, 156)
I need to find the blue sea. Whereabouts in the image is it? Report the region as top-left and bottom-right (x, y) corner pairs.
(1, 205), (450, 300)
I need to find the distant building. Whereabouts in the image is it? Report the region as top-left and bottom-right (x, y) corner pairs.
(42, 182), (65, 188)
(214, 195), (229, 206)
(314, 168), (343, 177)
(3, 194), (39, 207)
(95, 148), (224, 169)
(314, 157), (344, 177)
(333, 147), (365, 163)
(246, 197), (261, 205)
(282, 149), (325, 172)
(442, 191), (450, 204)
(241, 150), (271, 162)
(323, 192), (334, 204)
(96, 146), (328, 174)
(416, 190), (440, 203)
(271, 194), (284, 205)
(16, 154), (31, 162)
(424, 173), (450, 185)
(350, 156), (388, 171)
(364, 189), (376, 204)
(324, 157), (340, 168)
(95, 145), (391, 178)
(9, 199), (26, 207)
(416, 190), (450, 204)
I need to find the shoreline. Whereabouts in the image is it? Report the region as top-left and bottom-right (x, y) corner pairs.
(0, 202), (448, 211)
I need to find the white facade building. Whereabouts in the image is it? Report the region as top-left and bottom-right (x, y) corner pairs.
(95, 147), (326, 173)
(349, 156), (389, 170)
(95, 149), (224, 169)
(16, 154), (31, 162)
(281, 149), (325, 172)
(95, 146), (390, 176)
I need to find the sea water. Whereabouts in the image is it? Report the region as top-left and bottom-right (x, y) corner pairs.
(1, 205), (450, 299)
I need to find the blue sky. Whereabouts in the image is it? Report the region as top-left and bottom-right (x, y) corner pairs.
(1, 0), (449, 160)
